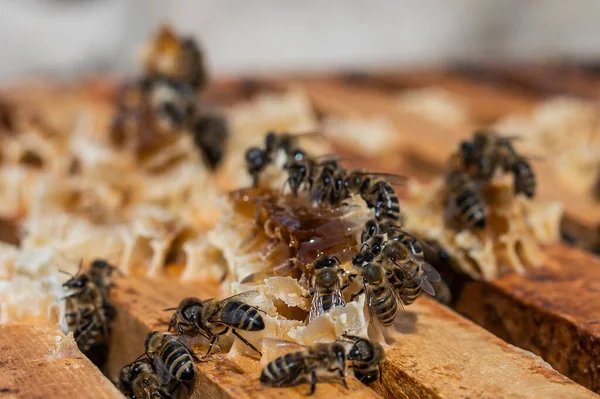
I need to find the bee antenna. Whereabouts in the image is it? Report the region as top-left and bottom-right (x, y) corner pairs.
(163, 307), (178, 311)
(58, 270), (74, 277)
(332, 256), (341, 264)
(360, 243), (369, 252)
(134, 352), (147, 362)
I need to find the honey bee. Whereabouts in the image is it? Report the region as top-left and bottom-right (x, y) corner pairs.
(61, 262), (115, 367)
(245, 131), (317, 187)
(445, 169), (487, 229)
(142, 25), (207, 90)
(351, 260), (400, 327)
(144, 331), (200, 393)
(191, 112), (229, 169)
(118, 358), (175, 399)
(166, 291), (265, 357)
(377, 235), (442, 305)
(260, 340), (348, 395)
(309, 160), (348, 206)
(344, 170), (406, 223)
(512, 157), (536, 198)
(308, 256), (346, 322)
(342, 334), (385, 385)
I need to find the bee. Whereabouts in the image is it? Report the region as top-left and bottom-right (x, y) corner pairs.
(142, 25), (207, 90)
(512, 156), (536, 198)
(260, 340), (348, 395)
(309, 160), (348, 206)
(378, 234), (442, 306)
(352, 260), (400, 327)
(191, 112), (229, 169)
(144, 331), (200, 393)
(245, 131), (317, 187)
(61, 263), (113, 367)
(344, 170), (405, 223)
(342, 334), (385, 385)
(445, 169), (487, 229)
(166, 291), (265, 357)
(308, 256), (346, 322)
(118, 358), (174, 399)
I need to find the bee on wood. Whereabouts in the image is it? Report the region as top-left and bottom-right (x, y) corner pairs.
(61, 261), (116, 367)
(191, 112), (229, 170)
(445, 169), (487, 229)
(344, 170), (406, 223)
(308, 256), (347, 322)
(260, 340), (348, 395)
(166, 291), (265, 357)
(144, 331), (201, 394)
(342, 334), (385, 385)
(143, 25), (208, 90)
(118, 358), (175, 399)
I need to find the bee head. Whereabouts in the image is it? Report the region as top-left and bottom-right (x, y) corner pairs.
(245, 147), (268, 170)
(345, 171), (364, 192)
(347, 338), (374, 362)
(354, 369), (379, 385)
(64, 274), (89, 289)
(265, 132), (277, 152)
(314, 256), (339, 270)
(362, 220), (379, 241)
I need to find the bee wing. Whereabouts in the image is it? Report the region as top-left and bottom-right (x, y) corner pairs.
(308, 281), (346, 323)
(352, 172), (408, 185)
(220, 290), (260, 303)
(150, 354), (173, 385)
(365, 281), (404, 328)
(167, 332), (203, 350)
(261, 338), (307, 360)
(420, 262), (442, 283)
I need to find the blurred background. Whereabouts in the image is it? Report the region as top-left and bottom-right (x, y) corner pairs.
(1, 0), (599, 80)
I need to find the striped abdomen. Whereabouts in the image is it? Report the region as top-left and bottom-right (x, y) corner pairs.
(220, 301), (265, 331)
(162, 341), (195, 382)
(513, 158), (536, 198)
(260, 352), (308, 387)
(446, 170), (486, 229)
(361, 179), (400, 222)
(369, 284), (399, 326)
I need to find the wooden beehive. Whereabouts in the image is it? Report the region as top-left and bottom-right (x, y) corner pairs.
(3, 65), (600, 399)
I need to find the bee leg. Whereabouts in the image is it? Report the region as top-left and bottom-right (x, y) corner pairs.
(340, 372), (348, 389)
(350, 288), (365, 302)
(231, 329), (262, 356)
(308, 370), (317, 395)
(379, 364), (383, 384)
(204, 327), (228, 357)
(182, 381), (192, 395)
(167, 312), (177, 332)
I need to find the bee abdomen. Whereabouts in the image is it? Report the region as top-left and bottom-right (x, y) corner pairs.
(399, 282), (421, 306)
(513, 159), (536, 198)
(174, 356), (195, 381)
(372, 287), (398, 326)
(260, 352), (306, 387)
(221, 301), (265, 331)
(447, 170), (486, 229)
(163, 342), (194, 381)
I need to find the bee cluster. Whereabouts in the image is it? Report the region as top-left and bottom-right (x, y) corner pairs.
(246, 131), (442, 327)
(445, 130), (537, 230)
(111, 25), (229, 170)
(61, 259), (119, 368)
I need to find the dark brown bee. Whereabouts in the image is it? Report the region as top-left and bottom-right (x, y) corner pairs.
(166, 291), (265, 357)
(446, 169), (487, 229)
(260, 340), (348, 395)
(144, 331), (200, 394)
(342, 334), (385, 385)
(344, 170), (405, 223)
(191, 112), (229, 169)
(308, 256), (346, 322)
(512, 157), (536, 198)
(309, 160), (348, 206)
(118, 358), (174, 399)
(61, 261), (116, 367)
(143, 25), (207, 90)
(245, 131), (316, 187)
(377, 235), (441, 306)
(352, 260), (400, 327)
